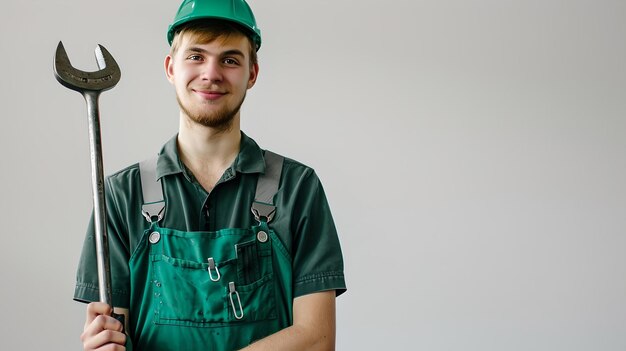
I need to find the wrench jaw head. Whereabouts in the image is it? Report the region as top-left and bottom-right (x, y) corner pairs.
(54, 41), (121, 94)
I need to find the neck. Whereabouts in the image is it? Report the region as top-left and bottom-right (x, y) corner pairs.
(177, 114), (242, 190)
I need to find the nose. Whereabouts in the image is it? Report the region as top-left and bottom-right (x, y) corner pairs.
(201, 59), (223, 82)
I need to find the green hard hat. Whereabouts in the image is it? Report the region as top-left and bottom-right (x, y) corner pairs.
(167, 0), (261, 50)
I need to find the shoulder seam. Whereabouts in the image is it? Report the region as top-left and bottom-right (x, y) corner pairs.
(106, 162), (140, 180)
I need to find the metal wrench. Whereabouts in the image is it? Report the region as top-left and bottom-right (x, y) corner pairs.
(53, 41), (121, 308)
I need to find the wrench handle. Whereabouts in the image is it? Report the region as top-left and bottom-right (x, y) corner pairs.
(112, 311), (126, 333)
(84, 91), (114, 307)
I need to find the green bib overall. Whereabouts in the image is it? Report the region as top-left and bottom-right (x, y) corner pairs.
(127, 151), (293, 351)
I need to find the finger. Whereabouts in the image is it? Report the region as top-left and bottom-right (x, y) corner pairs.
(82, 329), (126, 350)
(81, 315), (125, 350)
(84, 314), (124, 337)
(85, 302), (113, 326)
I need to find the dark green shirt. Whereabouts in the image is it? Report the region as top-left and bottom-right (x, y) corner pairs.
(75, 132), (346, 308)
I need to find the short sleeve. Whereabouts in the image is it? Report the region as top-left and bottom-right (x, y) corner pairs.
(74, 176), (132, 308)
(290, 170), (346, 298)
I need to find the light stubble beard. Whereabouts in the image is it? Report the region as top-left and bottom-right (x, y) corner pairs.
(176, 92), (246, 133)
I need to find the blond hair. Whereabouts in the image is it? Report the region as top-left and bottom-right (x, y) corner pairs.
(170, 20), (258, 66)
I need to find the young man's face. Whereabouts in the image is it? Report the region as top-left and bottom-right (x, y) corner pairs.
(165, 31), (258, 130)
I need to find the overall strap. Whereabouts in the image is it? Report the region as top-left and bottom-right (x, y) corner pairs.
(251, 150), (284, 223)
(139, 156), (165, 223)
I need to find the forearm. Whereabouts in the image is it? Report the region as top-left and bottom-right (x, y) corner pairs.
(239, 323), (334, 351)
(239, 291), (336, 351)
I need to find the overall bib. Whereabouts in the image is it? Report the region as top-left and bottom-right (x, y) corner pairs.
(127, 152), (293, 351)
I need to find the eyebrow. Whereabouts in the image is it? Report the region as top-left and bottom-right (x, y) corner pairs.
(185, 47), (245, 58)
(221, 49), (245, 58)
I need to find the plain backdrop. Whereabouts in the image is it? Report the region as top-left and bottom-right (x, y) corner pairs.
(1, 0), (625, 350)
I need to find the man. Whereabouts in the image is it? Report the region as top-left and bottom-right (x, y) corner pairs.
(74, 0), (346, 350)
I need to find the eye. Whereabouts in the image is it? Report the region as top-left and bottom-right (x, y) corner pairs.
(187, 54), (203, 61)
(223, 58), (240, 66)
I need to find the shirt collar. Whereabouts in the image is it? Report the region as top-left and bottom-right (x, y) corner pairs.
(155, 131), (266, 179)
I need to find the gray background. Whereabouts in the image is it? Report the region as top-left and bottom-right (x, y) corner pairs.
(1, 0), (625, 349)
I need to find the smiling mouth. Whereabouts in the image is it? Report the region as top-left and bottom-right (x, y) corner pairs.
(194, 90), (226, 100)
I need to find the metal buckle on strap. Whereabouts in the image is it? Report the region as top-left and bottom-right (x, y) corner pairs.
(251, 202), (276, 223)
(142, 202), (165, 223)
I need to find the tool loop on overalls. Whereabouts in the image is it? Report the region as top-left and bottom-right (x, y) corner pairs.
(207, 257), (221, 282)
(228, 282), (244, 320)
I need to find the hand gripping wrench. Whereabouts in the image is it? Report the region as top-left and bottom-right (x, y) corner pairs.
(53, 41), (121, 309)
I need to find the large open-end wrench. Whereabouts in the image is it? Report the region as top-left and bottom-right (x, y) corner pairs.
(54, 41), (121, 308)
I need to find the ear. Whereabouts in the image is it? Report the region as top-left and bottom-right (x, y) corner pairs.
(164, 54), (175, 84)
(247, 62), (259, 89)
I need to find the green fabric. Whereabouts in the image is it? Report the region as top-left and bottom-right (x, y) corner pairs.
(126, 220), (292, 350)
(74, 131), (346, 349)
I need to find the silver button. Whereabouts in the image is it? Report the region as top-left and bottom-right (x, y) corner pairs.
(149, 231), (161, 244)
(257, 231), (268, 243)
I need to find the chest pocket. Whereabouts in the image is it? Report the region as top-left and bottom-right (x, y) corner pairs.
(148, 226), (277, 327)
(138, 150), (285, 328)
